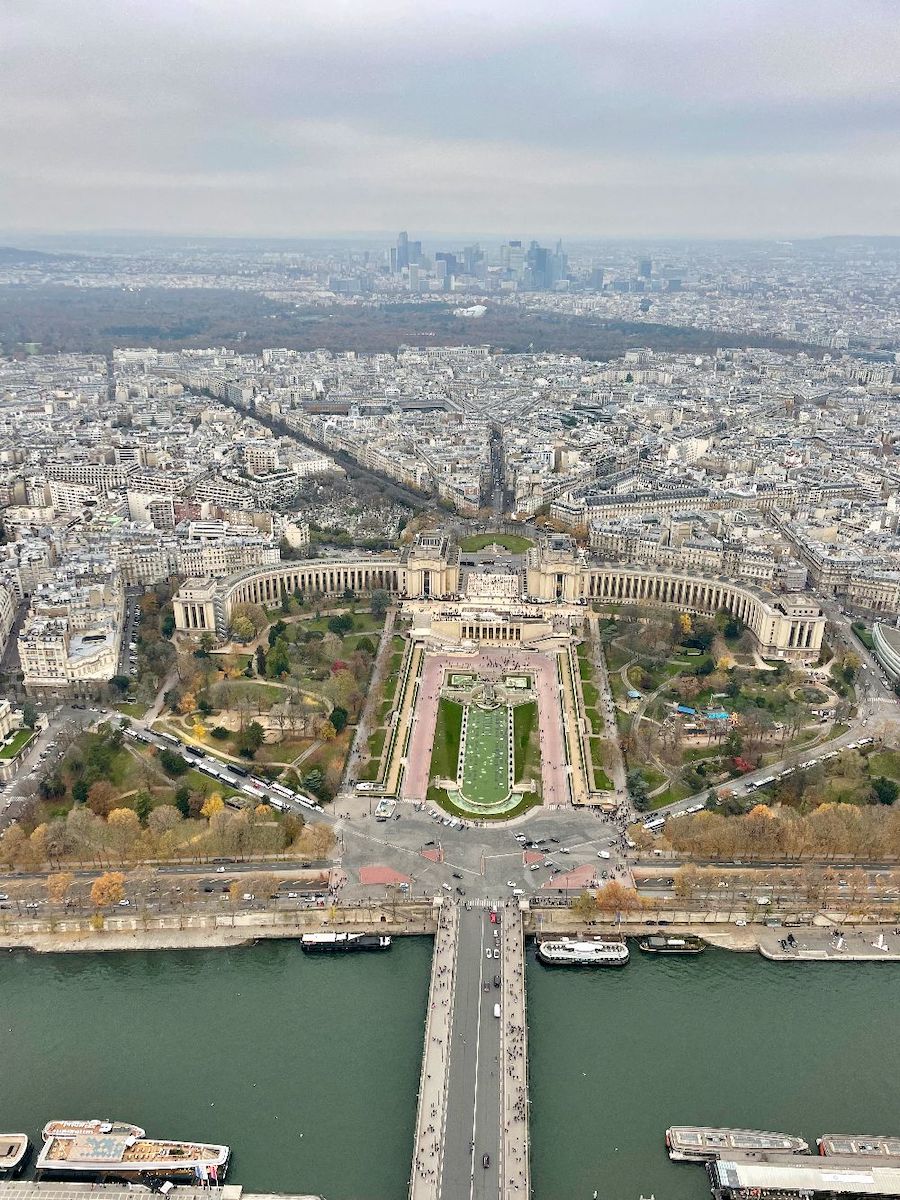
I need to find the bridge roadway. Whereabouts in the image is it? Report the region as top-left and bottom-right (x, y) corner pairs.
(409, 899), (530, 1200)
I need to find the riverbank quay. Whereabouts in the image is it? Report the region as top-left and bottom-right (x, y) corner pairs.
(759, 923), (900, 960)
(530, 910), (900, 959)
(0, 1182), (322, 1200)
(0, 903), (438, 953)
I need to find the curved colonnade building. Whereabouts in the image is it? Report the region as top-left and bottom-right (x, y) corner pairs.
(173, 535), (825, 662)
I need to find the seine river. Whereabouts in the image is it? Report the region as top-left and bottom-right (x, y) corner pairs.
(3, 940), (900, 1200)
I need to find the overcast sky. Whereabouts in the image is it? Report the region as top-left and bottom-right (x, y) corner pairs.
(2, 0), (899, 240)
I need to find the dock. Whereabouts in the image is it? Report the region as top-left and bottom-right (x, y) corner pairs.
(0, 1185), (322, 1200)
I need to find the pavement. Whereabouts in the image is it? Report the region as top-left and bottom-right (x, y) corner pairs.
(759, 922), (900, 961)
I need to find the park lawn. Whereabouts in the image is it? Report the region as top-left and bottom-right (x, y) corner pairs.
(512, 701), (538, 782)
(294, 611), (385, 636)
(182, 768), (240, 801)
(357, 758), (380, 782)
(252, 737), (315, 766)
(581, 680), (599, 709)
(868, 750), (900, 782)
(211, 679), (285, 710)
(604, 642), (633, 673)
(458, 533), (534, 554)
(368, 728), (387, 759)
(115, 702), (150, 719)
(589, 739), (614, 788)
(584, 706), (601, 734)
(430, 698), (463, 780)
(649, 779), (695, 809)
(0, 728), (36, 758)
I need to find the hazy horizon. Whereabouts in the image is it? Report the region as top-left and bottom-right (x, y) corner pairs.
(2, 0), (899, 240)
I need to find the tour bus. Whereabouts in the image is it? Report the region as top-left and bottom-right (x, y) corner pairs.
(643, 817), (665, 832)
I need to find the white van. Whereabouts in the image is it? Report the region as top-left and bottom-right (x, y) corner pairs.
(493, 1003), (501, 1018)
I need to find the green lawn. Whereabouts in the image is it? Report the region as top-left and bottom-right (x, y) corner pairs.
(368, 728), (387, 759)
(582, 680), (599, 708)
(512, 701), (538, 782)
(430, 698), (463, 780)
(458, 533), (534, 554)
(869, 750), (900, 782)
(460, 705), (509, 804)
(0, 728), (36, 759)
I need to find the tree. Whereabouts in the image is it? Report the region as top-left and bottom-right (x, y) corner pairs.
(230, 615), (255, 643)
(72, 779), (90, 807)
(91, 871), (126, 907)
(22, 700), (39, 728)
(571, 890), (598, 921)
(237, 720), (266, 758)
(328, 614), (354, 638)
(177, 692), (196, 716)
(46, 871), (75, 906)
(872, 777), (899, 806)
(158, 748), (188, 777)
(370, 589), (390, 618)
(134, 790), (153, 825)
(87, 780), (118, 817)
(174, 786), (191, 819)
(266, 638), (291, 678)
(107, 808), (141, 863)
(595, 881), (644, 917)
(255, 645), (267, 676)
(201, 793), (225, 819)
(329, 706), (348, 733)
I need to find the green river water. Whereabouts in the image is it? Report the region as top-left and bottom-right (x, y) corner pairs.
(3, 940), (900, 1200)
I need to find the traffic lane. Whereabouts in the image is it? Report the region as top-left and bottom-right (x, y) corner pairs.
(441, 907), (501, 1200)
(472, 921), (502, 1200)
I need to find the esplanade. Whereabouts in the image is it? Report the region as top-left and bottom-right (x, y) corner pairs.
(173, 532), (825, 661)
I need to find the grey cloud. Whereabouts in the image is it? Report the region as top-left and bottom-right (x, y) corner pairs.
(0, 0), (898, 237)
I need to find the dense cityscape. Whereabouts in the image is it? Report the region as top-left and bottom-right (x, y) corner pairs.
(2, 2), (900, 1200)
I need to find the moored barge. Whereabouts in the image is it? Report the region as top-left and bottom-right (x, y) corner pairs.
(0, 1135), (29, 1177)
(666, 1125), (809, 1161)
(537, 938), (629, 967)
(639, 935), (704, 955)
(818, 1134), (900, 1158)
(42, 1120), (145, 1141)
(300, 932), (392, 952)
(36, 1126), (229, 1182)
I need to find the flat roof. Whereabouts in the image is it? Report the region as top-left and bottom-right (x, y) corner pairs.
(714, 1157), (900, 1196)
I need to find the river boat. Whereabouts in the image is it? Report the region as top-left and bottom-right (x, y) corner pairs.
(0, 1135), (29, 1176)
(300, 932), (391, 953)
(36, 1127), (229, 1182)
(666, 1126), (808, 1161)
(537, 938), (629, 967)
(818, 1134), (900, 1158)
(42, 1120), (145, 1142)
(639, 935), (704, 955)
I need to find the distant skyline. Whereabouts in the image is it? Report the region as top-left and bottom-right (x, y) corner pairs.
(2, 0), (899, 240)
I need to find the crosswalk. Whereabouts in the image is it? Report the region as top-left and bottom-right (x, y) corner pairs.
(466, 896), (503, 908)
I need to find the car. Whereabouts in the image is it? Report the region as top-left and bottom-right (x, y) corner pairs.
(202, 886), (214, 893)
(735, 919), (748, 927)
(492, 948), (500, 958)
(452, 872), (463, 879)
(118, 899), (131, 907)
(559, 847), (570, 854)
(549, 837), (560, 843)
(482, 1154), (490, 1169)
(597, 850), (611, 859)
(287, 891), (298, 898)
(216, 866), (226, 873)
(489, 911), (497, 924)
(506, 880), (516, 887)
(456, 887), (466, 896)
(485, 948), (493, 959)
